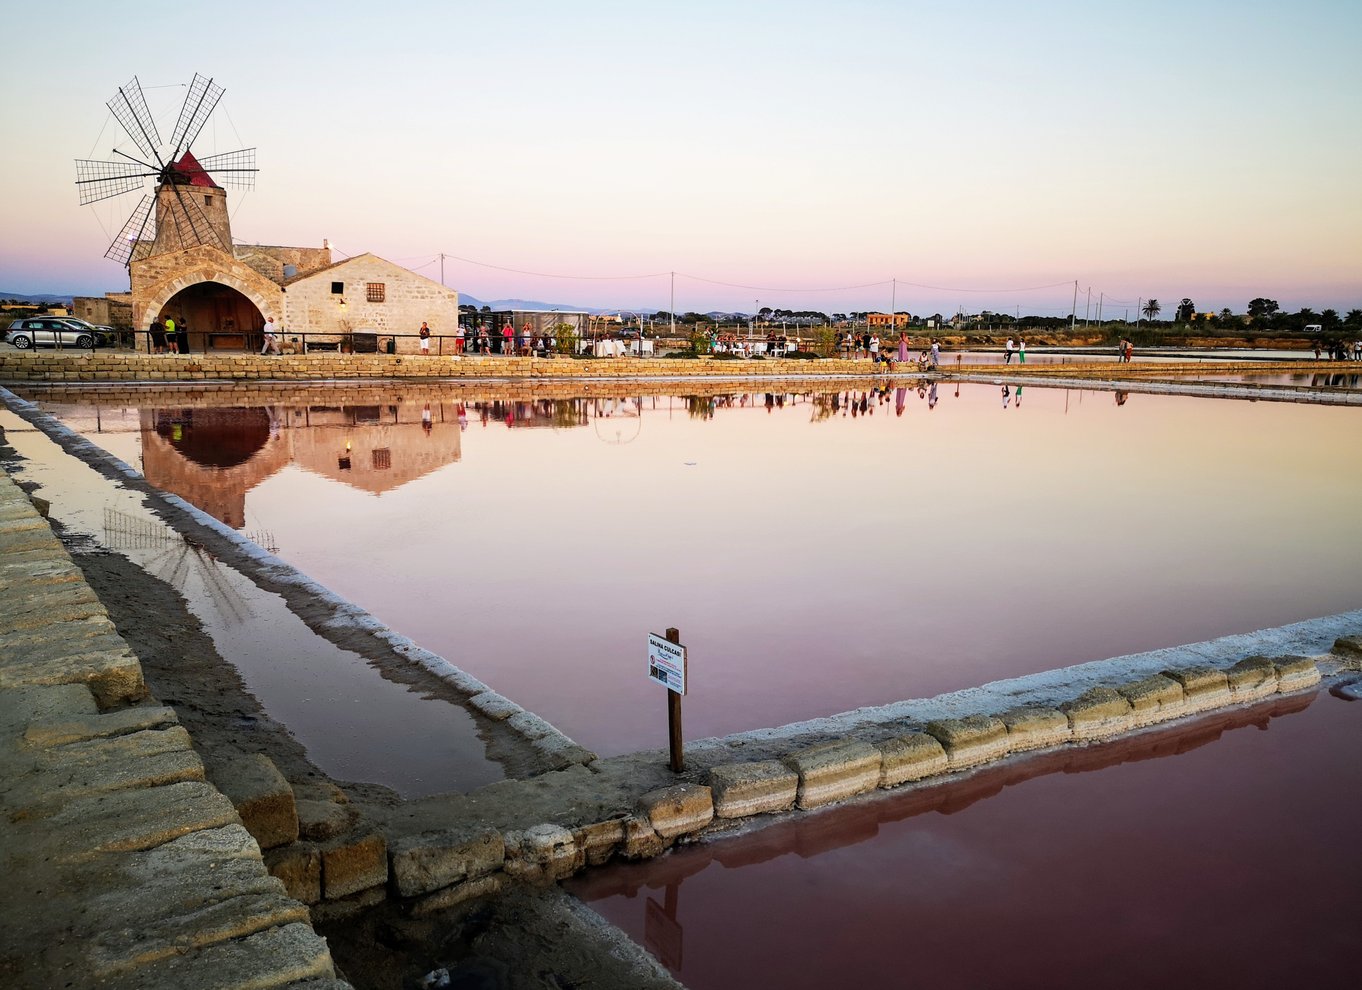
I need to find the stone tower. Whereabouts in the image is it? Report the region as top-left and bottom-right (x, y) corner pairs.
(149, 151), (233, 257)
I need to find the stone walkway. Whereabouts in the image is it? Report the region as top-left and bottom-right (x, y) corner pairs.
(0, 465), (350, 990)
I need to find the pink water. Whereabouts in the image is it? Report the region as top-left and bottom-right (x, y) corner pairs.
(34, 384), (1362, 758)
(572, 690), (1362, 988)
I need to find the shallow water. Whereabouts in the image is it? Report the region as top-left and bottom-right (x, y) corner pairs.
(572, 689), (1362, 989)
(0, 407), (503, 797)
(26, 383), (1362, 760)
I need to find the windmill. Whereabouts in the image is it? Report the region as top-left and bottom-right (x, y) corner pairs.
(76, 74), (257, 267)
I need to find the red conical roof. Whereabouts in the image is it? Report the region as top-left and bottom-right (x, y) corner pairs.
(171, 151), (220, 188)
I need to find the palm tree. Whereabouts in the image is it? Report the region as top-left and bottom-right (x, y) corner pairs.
(1142, 299), (1161, 321)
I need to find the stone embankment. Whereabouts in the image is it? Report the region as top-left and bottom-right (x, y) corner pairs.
(0, 466), (350, 990)
(351, 630), (1359, 915)
(0, 349), (1326, 384)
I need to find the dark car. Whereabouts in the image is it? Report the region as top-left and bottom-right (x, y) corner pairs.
(4, 317), (103, 349)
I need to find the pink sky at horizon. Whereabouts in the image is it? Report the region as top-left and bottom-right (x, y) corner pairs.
(1, 1), (1359, 317)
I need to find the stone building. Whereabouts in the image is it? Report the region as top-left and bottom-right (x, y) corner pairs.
(109, 152), (458, 353)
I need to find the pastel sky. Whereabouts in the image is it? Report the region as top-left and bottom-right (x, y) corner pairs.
(1, 0), (1359, 317)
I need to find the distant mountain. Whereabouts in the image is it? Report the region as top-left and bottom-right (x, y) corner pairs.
(458, 294), (658, 316)
(1, 292), (75, 305)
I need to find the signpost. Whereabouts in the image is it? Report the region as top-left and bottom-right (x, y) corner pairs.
(648, 627), (687, 772)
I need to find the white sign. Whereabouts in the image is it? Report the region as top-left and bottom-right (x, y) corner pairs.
(647, 632), (687, 695)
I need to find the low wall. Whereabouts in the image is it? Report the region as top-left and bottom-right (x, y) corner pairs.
(0, 350), (1323, 384)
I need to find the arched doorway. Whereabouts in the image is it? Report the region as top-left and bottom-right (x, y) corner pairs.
(158, 282), (264, 353)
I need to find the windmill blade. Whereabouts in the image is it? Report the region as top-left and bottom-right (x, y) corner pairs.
(167, 182), (231, 253)
(195, 148), (258, 189)
(105, 195), (154, 266)
(168, 73), (224, 160)
(75, 159), (156, 205)
(106, 77), (163, 165)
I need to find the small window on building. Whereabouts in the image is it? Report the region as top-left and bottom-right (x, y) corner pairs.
(331, 282), (344, 295)
(366, 282), (386, 303)
(372, 449), (391, 470)
(204, 195), (212, 206)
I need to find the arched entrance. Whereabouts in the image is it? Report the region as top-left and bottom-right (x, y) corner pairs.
(158, 282), (264, 353)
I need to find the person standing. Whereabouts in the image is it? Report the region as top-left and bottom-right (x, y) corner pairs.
(869, 333), (880, 363)
(150, 317), (167, 354)
(419, 321), (432, 354)
(455, 323), (465, 354)
(1018, 336), (1026, 364)
(260, 316), (281, 355)
(163, 315), (177, 354)
(930, 338), (940, 368)
(1004, 336), (1015, 364)
(174, 316), (188, 355)
(501, 322), (514, 356)
(897, 331), (909, 364)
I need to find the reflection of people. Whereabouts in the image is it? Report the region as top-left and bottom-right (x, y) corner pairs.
(261, 317), (281, 355)
(928, 382), (939, 409)
(1115, 390), (1128, 406)
(1015, 385), (1023, 408)
(419, 321), (431, 354)
(1002, 384), (1011, 408)
(422, 403), (432, 434)
(895, 386), (906, 416)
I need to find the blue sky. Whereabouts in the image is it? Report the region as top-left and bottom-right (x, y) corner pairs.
(1, 0), (1359, 317)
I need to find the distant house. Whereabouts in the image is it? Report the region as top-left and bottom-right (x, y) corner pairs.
(866, 312), (911, 329)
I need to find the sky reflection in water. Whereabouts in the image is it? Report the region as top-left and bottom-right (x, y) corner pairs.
(38, 382), (1362, 758)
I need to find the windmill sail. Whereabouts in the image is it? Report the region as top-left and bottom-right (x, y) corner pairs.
(106, 77), (162, 164)
(194, 148), (257, 189)
(75, 159), (156, 205)
(105, 195), (154, 265)
(168, 74), (224, 162)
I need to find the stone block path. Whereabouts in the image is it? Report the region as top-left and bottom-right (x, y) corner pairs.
(0, 465), (350, 990)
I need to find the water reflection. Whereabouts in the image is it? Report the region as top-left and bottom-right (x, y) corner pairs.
(22, 383), (1362, 759)
(574, 692), (1362, 990)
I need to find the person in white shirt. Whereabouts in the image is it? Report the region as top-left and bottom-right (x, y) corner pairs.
(260, 317), (280, 355)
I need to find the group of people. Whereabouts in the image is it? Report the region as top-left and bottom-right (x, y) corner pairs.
(1115, 338), (1135, 362)
(1313, 340), (1362, 361)
(1003, 337), (1027, 364)
(148, 316), (189, 354)
(832, 329), (942, 369)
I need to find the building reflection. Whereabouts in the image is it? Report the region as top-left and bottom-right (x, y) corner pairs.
(139, 400), (464, 527)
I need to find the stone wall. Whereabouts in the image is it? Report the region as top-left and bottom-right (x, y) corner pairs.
(0, 466), (350, 989)
(236, 245), (333, 285)
(0, 351), (1329, 385)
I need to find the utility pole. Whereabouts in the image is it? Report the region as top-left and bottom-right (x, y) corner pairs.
(439, 252), (446, 287)
(1071, 280), (1078, 333)
(1084, 287), (1091, 327)
(670, 272), (676, 338)
(890, 278), (897, 328)
(1136, 297), (1142, 330)
(1098, 292), (1104, 326)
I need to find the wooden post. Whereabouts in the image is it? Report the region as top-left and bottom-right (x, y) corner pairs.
(666, 626), (684, 772)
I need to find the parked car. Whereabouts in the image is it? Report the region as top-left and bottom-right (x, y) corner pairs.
(4, 317), (103, 349)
